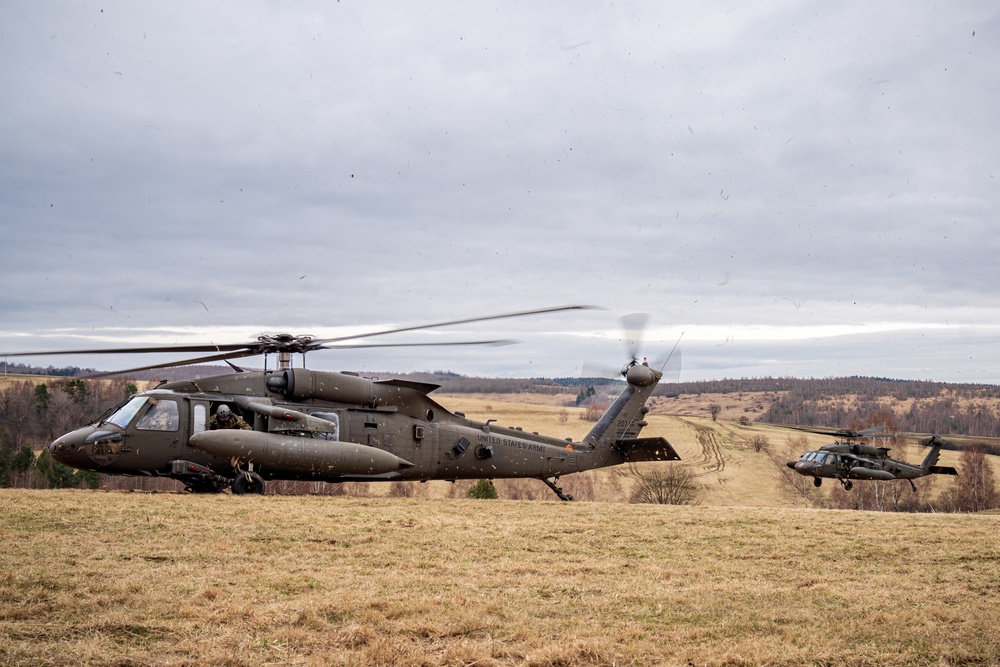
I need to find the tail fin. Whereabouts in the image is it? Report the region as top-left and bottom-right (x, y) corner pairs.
(579, 362), (679, 467)
(582, 363), (659, 448)
(921, 440), (943, 469)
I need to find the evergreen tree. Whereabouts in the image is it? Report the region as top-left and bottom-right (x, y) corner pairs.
(11, 445), (35, 473)
(467, 479), (499, 499)
(34, 384), (51, 411)
(64, 379), (89, 404)
(35, 449), (80, 488)
(0, 431), (12, 487)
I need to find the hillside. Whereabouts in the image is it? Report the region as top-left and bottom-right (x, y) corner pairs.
(429, 392), (998, 510)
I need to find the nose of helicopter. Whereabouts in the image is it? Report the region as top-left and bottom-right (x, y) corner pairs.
(49, 426), (97, 468)
(787, 460), (815, 475)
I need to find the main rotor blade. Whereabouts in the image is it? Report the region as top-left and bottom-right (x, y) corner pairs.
(320, 339), (517, 350)
(768, 424), (887, 439)
(2, 306), (593, 360)
(1, 342), (252, 358)
(79, 350), (262, 379)
(887, 432), (1000, 447)
(309, 305), (596, 346)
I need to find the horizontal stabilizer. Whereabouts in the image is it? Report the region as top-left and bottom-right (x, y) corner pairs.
(614, 437), (681, 462)
(376, 378), (441, 395)
(928, 465), (958, 476)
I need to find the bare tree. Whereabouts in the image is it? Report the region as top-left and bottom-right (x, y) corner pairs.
(941, 445), (999, 512)
(748, 434), (769, 453)
(581, 400), (611, 422)
(627, 463), (703, 505)
(708, 404), (722, 422)
(771, 435), (821, 507)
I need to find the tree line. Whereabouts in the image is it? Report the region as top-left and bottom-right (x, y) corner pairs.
(758, 381), (1000, 450)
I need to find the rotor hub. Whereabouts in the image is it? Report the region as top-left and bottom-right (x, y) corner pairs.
(256, 334), (317, 354)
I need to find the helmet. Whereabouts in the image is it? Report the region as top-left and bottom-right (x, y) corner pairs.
(216, 405), (232, 417)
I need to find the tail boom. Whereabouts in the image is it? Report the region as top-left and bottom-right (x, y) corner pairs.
(579, 362), (679, 469)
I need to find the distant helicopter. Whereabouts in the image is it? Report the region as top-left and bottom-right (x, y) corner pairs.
(2, 306), (680, 500)
(784, 426), (962, 491)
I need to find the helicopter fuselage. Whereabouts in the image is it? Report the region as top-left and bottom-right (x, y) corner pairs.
(786, 441), (957, 491)
(49, 365), (680, 496)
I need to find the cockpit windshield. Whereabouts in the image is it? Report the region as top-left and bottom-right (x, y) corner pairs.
(105, 396), (148, 428)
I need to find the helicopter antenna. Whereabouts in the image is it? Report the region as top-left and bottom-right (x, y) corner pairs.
(223, 359), (245, 373)
(659, 332), (684, 374)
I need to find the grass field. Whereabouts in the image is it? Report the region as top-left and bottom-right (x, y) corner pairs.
(2, 490), (999, 666)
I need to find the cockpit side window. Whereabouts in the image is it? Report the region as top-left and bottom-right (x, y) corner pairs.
(311, 412), (341, 441)
(136, 399), (179, 432)
(192, 404), (207, 433)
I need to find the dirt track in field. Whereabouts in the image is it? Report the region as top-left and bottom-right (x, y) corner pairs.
(678, 417), (729, 476)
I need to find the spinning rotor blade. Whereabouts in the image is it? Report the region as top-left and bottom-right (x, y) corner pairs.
(78, 340), (519, 378)
(660, 344), (682, 383)
(1, 306), (590, 360)
(309, 304), (596, 347)
(770, 424), (890, 439)
(619, 313), (649, 363)
(580, 314), (682, 382)
(0, 341), (252, 358)
(2, 305), (592, 375)
(321, 339), (517, 350)
(884, 432), (1000, 447)
(78, 349), (265, 379)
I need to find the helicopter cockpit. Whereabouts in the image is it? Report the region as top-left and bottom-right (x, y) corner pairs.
(104, 395), (180, 432)
(798, 450), (837, 466)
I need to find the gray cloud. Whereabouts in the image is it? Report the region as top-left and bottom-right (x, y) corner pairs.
(2, 1), (999, 381)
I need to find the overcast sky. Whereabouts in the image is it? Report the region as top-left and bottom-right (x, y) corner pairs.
(2, 2), (999, 382)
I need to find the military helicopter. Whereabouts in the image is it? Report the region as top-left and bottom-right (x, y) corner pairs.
(783, 426), (959, 491)
(3, 306), (680, 499)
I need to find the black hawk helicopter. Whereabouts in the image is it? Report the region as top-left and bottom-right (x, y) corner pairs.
(783, 426), (963, 491)
(3, 306), (680, 500)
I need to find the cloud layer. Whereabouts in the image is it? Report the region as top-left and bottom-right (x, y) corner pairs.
(2, 2), (998, 381)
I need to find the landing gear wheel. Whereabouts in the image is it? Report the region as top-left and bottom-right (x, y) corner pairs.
(813, 477), (822, 488)
(844, 480), (853, 491)
(232, 471), (266, 495)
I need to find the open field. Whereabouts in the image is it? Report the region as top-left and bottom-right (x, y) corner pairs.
(2, 490), (999, 666)
(429, 393), (991, 508)
(0, 373), (59, 390)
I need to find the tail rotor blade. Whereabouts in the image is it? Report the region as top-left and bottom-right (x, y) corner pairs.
(660, 345), (682, 383)
(620, 313), (649, 362)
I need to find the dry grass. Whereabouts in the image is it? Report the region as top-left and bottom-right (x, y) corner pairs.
(0, 373), (58, 390)
(2, 490), (999, 666)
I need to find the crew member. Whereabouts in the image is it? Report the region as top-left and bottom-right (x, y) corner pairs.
(210, 404), (251, 430)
